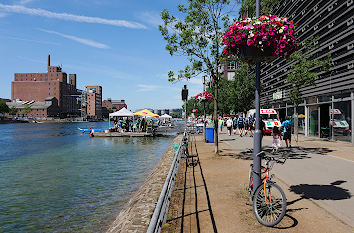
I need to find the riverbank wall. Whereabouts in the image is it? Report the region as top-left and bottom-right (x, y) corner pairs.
(106, 134), (182, 233)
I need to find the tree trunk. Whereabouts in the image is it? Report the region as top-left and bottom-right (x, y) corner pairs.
(294, 107), (299, 142)
(214, 80), (219, 154)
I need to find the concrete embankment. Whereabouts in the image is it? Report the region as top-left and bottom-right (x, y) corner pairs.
(106, 134), (182, 233)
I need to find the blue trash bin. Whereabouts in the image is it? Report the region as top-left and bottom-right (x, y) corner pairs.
(205, 128), (214, 143)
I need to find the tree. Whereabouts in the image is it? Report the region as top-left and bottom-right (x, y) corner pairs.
(22, 104), (31, 117)
(0, 100), (10, 114)
(159, 0), (237, 153)
(286, 37), (332, 141)
(9, 107), (18, 117)
(228, 61), (255, 114)
(238, 0), (282, 17)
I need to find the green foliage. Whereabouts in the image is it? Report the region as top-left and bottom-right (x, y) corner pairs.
(0, 101), (10, 114)
(286, 37), (332, 107)
(238, 0), (282, 17)
(159, 0), (237, 83)
(22, 104), (31, 116)
(228, 61), (255, 113)
(185, 61), (255, 116)
(8, 107), (18, 116)
(170, 112), (182, 118)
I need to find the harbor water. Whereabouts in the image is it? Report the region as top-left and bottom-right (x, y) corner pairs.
(0, 122), (175, 232)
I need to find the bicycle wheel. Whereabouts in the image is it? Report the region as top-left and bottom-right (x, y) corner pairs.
(253, 182), (286, 227)
(248, 165), (254, 203)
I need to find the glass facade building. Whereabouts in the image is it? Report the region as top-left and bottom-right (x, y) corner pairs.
(258, 0), (353, 144)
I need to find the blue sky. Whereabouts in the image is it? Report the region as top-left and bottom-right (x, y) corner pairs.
(0, 0), (206, 111)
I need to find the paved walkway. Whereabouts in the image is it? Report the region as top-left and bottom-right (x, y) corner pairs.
(219, 132), (354, 228)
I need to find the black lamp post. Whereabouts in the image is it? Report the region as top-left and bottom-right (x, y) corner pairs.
(181, 85), (188, 127)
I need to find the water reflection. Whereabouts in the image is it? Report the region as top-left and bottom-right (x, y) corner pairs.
(0, 122), (174, 232)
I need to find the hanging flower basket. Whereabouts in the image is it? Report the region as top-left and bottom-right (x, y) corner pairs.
(192, 109), (198, 113)
(195, 91), (213, 102)
(221, 15), (299, 63)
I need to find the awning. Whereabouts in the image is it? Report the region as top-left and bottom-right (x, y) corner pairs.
(109, 107), (134, 117)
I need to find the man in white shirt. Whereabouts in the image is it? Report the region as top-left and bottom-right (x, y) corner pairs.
(226, 118), (233, 136)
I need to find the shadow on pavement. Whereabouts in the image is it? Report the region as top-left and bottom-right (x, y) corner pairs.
(220, 145), (334, 161)
(288, 180), (352, 205)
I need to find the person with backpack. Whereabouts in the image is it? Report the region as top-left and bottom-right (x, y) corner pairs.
(248, 116), (255, 137)
(282, 116), (293, 148)
(238, 115), (245, 137)
(233, 117), (238, 135)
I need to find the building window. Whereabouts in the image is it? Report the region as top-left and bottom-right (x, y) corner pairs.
(49, 88), (50, 90)
(228, 61), (236, 70)
(49, 93), (50, 96)
(49, 83), (50, 85)
(54, 83), (56, 85)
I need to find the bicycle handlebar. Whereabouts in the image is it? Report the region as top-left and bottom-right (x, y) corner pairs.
(256, 151), (287, 164)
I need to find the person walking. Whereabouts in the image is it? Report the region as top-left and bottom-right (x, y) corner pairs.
(219, 117), (224, 132)
(238, 115), (245, 136)
(272, 126), (282, 153)
(226, 118), (233, 136)
(249, 115), (255, 137)
(233, 117), (238, 135)
(281, 116), (293, 148)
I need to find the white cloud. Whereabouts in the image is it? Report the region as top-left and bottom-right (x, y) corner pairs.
(17, 0), (34, 5)
(38, 28), (109, 49)
(137, 11), (163, 28)
(136, 84), (162, 92)
(1, 35), (60, 45)
(0, 3), (147, 29)
(0, 12), (8, 18)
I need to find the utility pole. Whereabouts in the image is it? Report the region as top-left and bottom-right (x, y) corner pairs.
(252, 0), (262, 193)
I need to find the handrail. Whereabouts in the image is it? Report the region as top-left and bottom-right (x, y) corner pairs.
(146, 131), (187, 233)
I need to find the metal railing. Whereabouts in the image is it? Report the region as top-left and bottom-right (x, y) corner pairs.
(146, 131), (187, 233)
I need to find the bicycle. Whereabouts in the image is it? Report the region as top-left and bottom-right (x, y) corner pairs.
(248, 151), (287, 227)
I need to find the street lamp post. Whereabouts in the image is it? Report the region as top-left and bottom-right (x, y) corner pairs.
(181, 85), (188, 129)
(252, 0), (262, 193)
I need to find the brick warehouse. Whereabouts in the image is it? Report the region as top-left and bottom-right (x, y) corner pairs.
(11, 55), (81, 117)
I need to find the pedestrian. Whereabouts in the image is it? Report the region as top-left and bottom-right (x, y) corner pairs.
(219, 117), (224, 132)
(233, 117), (238, 135)
(226, 118), (233, 136)
(281, 116), (293, 148)
(272, 126), (281, 153)
(244, 118), (249, 136)
(238, 115), (245, 136)
(249, 115), (255, 137)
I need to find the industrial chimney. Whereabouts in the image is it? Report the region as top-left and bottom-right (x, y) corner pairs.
(48, 54), (50, 67)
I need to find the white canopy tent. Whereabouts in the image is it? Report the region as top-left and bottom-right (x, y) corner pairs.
(160, 114), (172, 119)
(109, 107), (134, 129)
(109, 107), (134, 117)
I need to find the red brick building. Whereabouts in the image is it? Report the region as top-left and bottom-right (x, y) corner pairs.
(6, 97), (60, 118)
(86, 86), (102, 120)
(11, 55), (81, 117)
(102, 99), (127, 112)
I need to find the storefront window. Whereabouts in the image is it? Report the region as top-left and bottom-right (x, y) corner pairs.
(297, 106), (305, 135)
(332, 101), (351, 142)
(309, 105), (319, 137)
